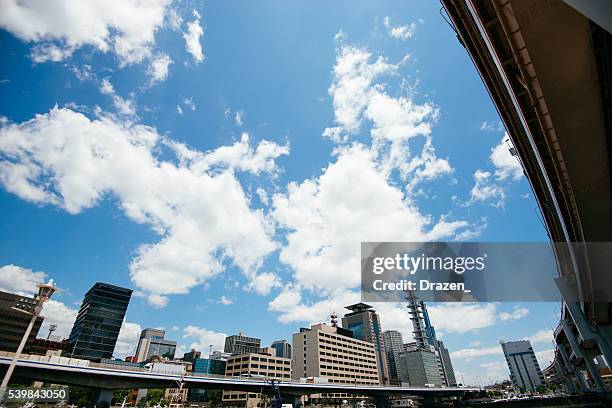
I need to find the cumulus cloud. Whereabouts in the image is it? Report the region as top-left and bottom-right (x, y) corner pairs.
(468, 135), (522, 207)
(40, 299), (78, 339)
(451, 345), (502, 360)
(99, 78), (137, 117)
(383, 17), (416, 41)
(0, 107), (287, 306)
(524, 329), (554, 345)
(247, 272), (281, 296)
(498, 306), (529, 321)
(183, 10), (204, 63)
(0, 264), (47, 295)
(148, 53), (172, 84)
(115, 321), (142, 358)
(0, 0), (171, 65)
(183, 326), (227, 355)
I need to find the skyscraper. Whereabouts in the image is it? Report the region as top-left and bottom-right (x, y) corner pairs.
(65, 282), (132, 360)
(501, 340), (544, 392)
(436, 340), (457, 387)
(271, 339), (292, 358)
(224, 332), (260, 355)
(383, 330), (404, 384)
(134, 328), (177, 362)
(341, 303), (390, 384)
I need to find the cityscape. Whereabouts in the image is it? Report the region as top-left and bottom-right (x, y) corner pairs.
(1, 279), (550, 406)
(1, 0), (612, 407)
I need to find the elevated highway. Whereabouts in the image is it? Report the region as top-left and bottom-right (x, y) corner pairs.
(441, 0), (612, 394)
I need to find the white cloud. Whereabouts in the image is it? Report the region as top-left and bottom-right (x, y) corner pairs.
(469, 170), (505, 208)
(498, 306), (529, 321)
(0, 107), (286, 307)
(182, 97), (196, 111)
(271, 144), (467, 295)
(490, 135), (522, 181)
(176, 105), (183, 115)
(183, 326), (227, 355)
(99, 78), (137, 117)
(479, 360), (510, 382)
(383, 17), (416, 41)
(183, 10), (204, 63)
(247, 272), (280, 296)
(535, 348), (555, 368)
(40, 299), (78, 340)
(451, 345), (502, 360)
(234, 111), (244, 126)
(147, 293), (169, 309)
(256, 187), (269, 205)
(333, 29), (347, 42)
(0, 0), (171, 65)
(115, 321), (142, 358)
(0, 264), (46, 295)
(479, 121), (503, 132)
(524, 329), (553, 345)
(148, 53), (172, 84)
(209, 295), (233, 305)
(428, 303), (499, 334)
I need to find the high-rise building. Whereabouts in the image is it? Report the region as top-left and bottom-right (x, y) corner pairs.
(222, 347), (291, 408)
(0, 290), (44, 353)
(190, 354), (228, 402)
(436, 340), (457, 387)
(64, 282), (132, 360)
(383, 330), (404, 384)
(292, 322), (380, 385)
(134, 328), (177, 362)
(224, 332), (261, 355)
(271, 340), (292, 358)
(501, 340), (544, 392)
(341, 303), (389, 384)
(397, 349), (443, 386)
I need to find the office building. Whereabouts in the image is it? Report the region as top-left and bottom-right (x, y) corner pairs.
(181, 348), (201, 364)
(0, 290), (44, 353)
(224, 332), (261, 355)
(383, 330), (404, 384)
(64, 282), (132, 360)
(341, 303), (389, 384)
(292, 322), (380, 385)
(134, 328), (177, 362)
(222, 347), (291, 407)
(436, 340), (457, 387)
(397, 349), (443, 386)
(501, 340), (544, 392)
(271, 340), (292, 358)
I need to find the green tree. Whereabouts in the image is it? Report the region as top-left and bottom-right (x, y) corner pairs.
(113, 388), (131, 405)
(146, 388), (166, 405)
(68, 386), (90, 407)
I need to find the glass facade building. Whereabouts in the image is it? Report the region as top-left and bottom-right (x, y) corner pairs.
(64, 282), (132, 360)
(271, 340), (292, 358)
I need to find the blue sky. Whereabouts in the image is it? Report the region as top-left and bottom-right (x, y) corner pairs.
(0, 0), (558, 385)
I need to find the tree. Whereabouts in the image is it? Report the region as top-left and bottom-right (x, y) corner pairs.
(113, 388), (131, 405)
(146, 388), (166, 405)
(68, 386), (90, 407)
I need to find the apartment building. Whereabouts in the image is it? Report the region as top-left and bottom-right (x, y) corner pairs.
(292, 322), (380, 385)
(222, 347), (291, 408)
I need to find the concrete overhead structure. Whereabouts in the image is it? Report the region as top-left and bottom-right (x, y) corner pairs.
(442, 0), (612, 393)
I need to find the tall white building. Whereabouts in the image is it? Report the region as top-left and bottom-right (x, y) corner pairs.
(501, 340), (544, 392)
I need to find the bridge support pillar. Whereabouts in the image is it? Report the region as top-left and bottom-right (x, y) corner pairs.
(89, 388), (113, 408)
(560, 318), (607, 391)
(280, 394), (302, 408)
(557, 342), (588, 392)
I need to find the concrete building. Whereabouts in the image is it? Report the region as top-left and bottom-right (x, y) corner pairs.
(181, 348), (201, 364)
(341, 303), (389, 384)
(0, 290), (43, 353)
(292, 322), (380, 385)
(383, 330), (404, 384)
(501, 340), (544, 392)
(436, 340), (457, 387)
(397, 349), (443, 387)
(224, 332), (261, 355)
(222, 347), (291, 407)
(271, 339), (292, 358)
(64, 282), (132, 360)
(134, 328), (177, 362)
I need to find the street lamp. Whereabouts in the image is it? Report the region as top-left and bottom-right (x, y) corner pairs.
(0, 280), (57, 400)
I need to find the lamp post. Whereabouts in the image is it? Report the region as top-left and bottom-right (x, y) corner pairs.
(0, 280), (57, 401)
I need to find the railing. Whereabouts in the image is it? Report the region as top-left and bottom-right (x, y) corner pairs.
(0, 352), (470, 390)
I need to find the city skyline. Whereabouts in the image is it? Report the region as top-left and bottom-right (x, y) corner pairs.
(0, 0), (558, 387)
